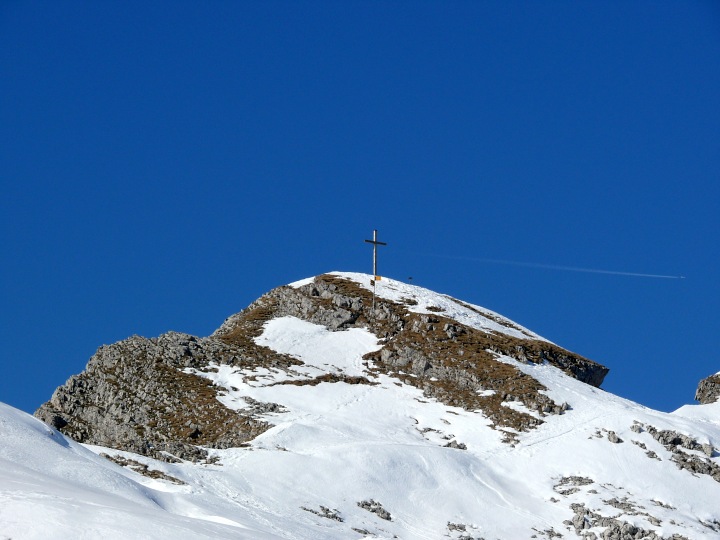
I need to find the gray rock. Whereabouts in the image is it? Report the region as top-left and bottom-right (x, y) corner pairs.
(444, 440), (467, 450)
(35, 331), (277, 461)
(640, 423), (717, 458)
(357, 499), (392, 521)
(695, 373), (720, 404)
(301, 505), (343, 522)
(569, 503), (671, 540)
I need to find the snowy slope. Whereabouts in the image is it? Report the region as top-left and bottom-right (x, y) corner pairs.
(7, 273), (720, 539)
(0, 402), (281, 540)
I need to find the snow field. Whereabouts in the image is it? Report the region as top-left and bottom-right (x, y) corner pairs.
(0, 402), (282, 539)
(186, 313), (719, 538)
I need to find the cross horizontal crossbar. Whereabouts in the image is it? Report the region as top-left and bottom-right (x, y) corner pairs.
(365, 229), (386, 280)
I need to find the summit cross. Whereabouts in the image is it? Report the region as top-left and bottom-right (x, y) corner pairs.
(364, 229), (387, 278)
(364, 229), (387, 312)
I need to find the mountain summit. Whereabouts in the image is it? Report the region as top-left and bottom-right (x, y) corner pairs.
(36, 272), (608, 460)
(5, 273), (720, 538)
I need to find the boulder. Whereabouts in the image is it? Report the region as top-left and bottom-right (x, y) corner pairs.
(695, 373), (720, 404)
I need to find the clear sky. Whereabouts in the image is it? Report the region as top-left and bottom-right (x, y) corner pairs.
(1, 1), (718, 415)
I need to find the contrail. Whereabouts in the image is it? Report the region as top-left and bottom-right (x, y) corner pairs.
(412, 253), (685, 280)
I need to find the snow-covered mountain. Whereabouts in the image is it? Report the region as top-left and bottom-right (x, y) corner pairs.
(4, 272), (720, 539)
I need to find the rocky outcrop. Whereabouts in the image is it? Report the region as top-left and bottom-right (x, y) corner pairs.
(35, 332), (288, 461)
(36, 273), (609, 456)
(695, 373), (720, 404)
(568, 503), (688, 540)
(631, 422), (719, 484)
(357, 499), (392, 521)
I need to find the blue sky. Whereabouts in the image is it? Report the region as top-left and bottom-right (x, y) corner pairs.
(1, 1), (718, 414)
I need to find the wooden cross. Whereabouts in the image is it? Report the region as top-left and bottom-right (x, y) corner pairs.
(364, 229), (387, 279)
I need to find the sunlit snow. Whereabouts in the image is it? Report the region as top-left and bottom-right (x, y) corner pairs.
(3, 274), (720, 539)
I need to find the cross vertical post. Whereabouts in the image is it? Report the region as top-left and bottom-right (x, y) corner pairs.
(364, 229), (387, 311)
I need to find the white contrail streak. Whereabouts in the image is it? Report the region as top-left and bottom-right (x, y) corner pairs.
(416, 253), (685, 279)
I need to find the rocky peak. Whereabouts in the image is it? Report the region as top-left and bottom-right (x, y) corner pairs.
(36, 272), (609, 459)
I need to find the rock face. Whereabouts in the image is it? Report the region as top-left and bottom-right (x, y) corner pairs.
(36, 273), (609, 459)
(695, 373), (720, 404)
(35, 332), (279, 461)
